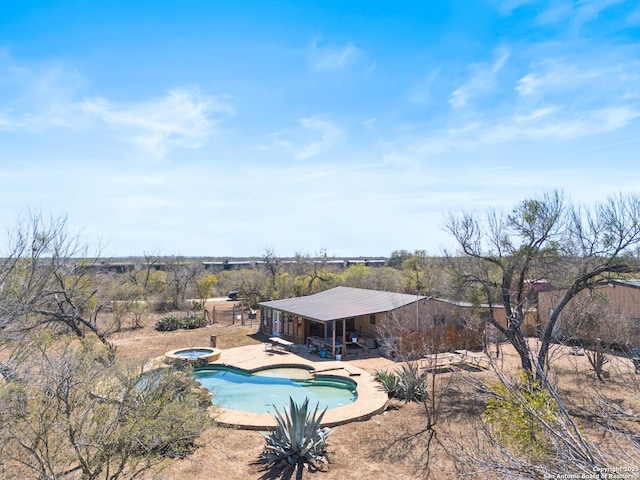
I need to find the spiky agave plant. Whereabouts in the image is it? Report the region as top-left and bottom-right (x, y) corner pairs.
(258, 397), (336, 478)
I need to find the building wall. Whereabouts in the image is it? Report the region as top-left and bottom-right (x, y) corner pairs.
(538, 283), (640, 343)
(353, 312), (388, 337)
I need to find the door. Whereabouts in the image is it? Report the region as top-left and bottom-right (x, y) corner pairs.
(273, 310), (281, 336)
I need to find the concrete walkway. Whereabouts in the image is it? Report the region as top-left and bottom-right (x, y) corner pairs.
(204, 343), (390, 430)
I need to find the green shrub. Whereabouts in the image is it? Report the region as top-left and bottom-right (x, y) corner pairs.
(257, 397), (336, 477)
(482, 370), (559, 460)
(154, 314), (207, 331)
(181, 314), (207, 329)
(155, 315), (180, 331)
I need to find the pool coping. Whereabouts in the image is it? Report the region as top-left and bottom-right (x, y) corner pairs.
(202, 344), (389, 430)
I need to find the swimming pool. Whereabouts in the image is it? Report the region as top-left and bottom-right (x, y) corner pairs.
(193, 365), (358, 414)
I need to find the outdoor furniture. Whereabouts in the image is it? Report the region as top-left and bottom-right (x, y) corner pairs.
(455, 349), (491, 369)
(269, 336), (294, 352)
(420, 352), (461, 371)
(306, 335), (343, 356)
(347, 336), (371, 352)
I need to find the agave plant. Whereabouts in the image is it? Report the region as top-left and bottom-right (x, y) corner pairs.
(374, 369), (400, 398)
(395, 362), (428, 402)
(257, 397), (336, 478)
(375, 364), (427, 402)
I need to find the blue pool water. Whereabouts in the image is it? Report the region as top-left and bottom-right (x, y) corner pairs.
(193, 365), (358, 414)
(173, 348), (215, 359)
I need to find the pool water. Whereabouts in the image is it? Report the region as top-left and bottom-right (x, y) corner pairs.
(193, 365), (358, 414)
(174, 348), (215, 359)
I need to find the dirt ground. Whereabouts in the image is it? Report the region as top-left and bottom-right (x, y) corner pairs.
(107, 300), (640, 480)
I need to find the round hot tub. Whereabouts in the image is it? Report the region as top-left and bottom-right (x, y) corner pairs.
(165, 347), (221, 365)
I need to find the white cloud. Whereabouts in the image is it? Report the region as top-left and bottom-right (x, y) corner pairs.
(492, 0), (536, 15)
(0, 53), (84, 132)
(309, 38), (362, 70)
(516, 61), (604, 97)
(408, 104), (639, 156)
(537, 0), (626, 27)
(408, 69), (440, 104)
(449, 49), (510, 108)
(628, 4), (640, 24)
(362, 118), (377, 130)
(0, 53), (234, 158)
(77, 88), (234, 158)
(484, 105), (639, 141)
(272, 115), (343, 160)
(574, 0), (626, 25)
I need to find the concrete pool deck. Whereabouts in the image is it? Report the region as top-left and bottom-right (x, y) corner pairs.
(205, 343), (389, 430)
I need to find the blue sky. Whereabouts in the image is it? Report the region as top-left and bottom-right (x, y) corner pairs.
(1, 0), (639, 258)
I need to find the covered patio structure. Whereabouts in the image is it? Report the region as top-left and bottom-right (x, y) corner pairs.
(258, 286), (427, 359)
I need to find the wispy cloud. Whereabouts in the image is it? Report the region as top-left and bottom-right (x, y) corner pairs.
(629, 4), (640, 24)
(0, 53), (234, 158)
(408, 69), (440, 104)
(515, 60), (619, 99)
(449, 48), (510, 108)
(484, 105), (639, 141)
(425, 45), (640, 151)
(77, 88), (234, 158)
(362, 118), (377, 130)
(272, 115), (343, 160)
(399, 103), (639, 161)
(515, 55), (640, 109)
(537, 0), (626, 28)
(0, 52), (83, 131)
(308, 38), (362, 70)
(492, 0), (536, 15)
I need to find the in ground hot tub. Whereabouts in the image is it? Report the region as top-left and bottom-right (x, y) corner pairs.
(165, 347), (221, 366)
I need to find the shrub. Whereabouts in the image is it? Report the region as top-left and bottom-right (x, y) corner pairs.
(155, 315), (180, 331)
(181, 313), (207, 329)
(154, 314), (207, 331)
(482, 370), (559, 460)
(257, 397), (336, 478)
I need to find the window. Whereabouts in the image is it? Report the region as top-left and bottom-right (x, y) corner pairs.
(280, 313), (293, 336)
(434, 315), (445, 327)
(370, 314), (376, 325)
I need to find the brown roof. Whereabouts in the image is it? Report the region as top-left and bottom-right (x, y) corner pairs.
(258, 286), (425, 323)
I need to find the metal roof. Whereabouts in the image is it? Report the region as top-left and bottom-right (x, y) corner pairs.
(258, 286), (426, 323)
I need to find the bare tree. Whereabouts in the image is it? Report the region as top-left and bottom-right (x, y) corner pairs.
(0, 336), (211, 480)
(445, 191), (640, 376)
(299, 250), (337, 295)
(124, 251), (164, 299)
(164, 256), (202, 310)
(0, 213), (111, 381)
(262, 246), (283, 299)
